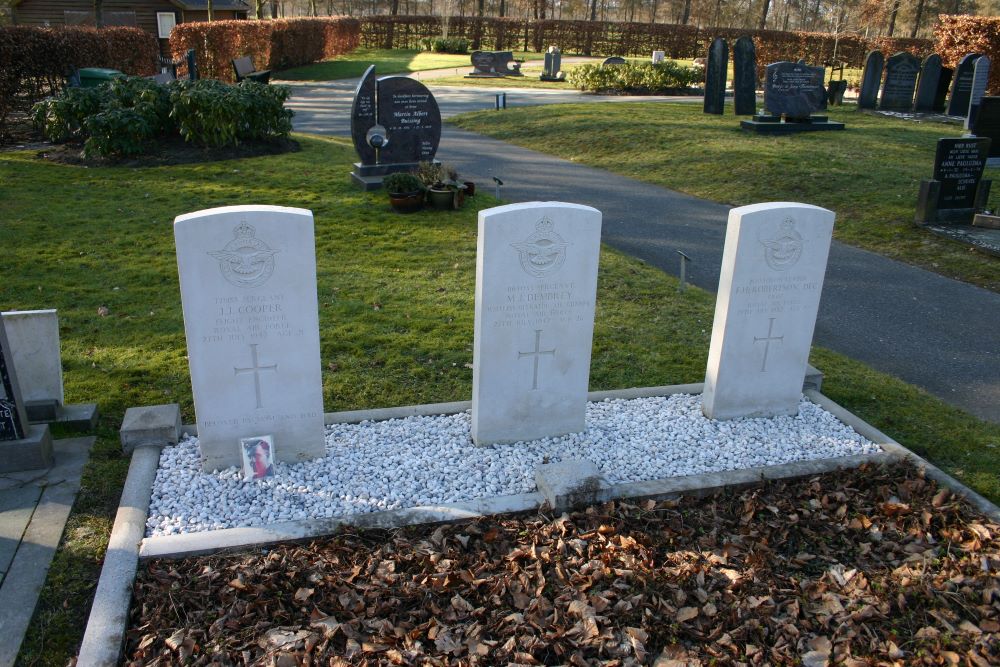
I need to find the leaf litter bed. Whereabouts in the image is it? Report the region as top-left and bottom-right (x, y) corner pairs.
(127, 462), (1000, 666)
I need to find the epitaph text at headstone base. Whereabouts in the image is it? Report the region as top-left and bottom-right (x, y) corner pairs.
(934, 137), (991, 209)
(764, 62), (826, 118)
(472, 202), (602, 445)
(703, 202), (834, 420)
(174, 205), (326, 471)
(376, 77), (441, 165)
(0, 323), (28, 441)
(879, 52), (921, 111)
(732, 36), (757, 116)
(973, 97), (1000, 158)
(704, 37), (728, 115)
(857, 50), (884, 110)
(1, 310), (63, 407)
(350, 65), (377, 166)
(947, 54), (981, 117)
(966, 55), (991, 130)
(913, 54), (942, 113)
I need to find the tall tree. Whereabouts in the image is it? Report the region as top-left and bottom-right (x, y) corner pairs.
(589, 0), (597, 20)
(681, 0), (691, 24)
(910, 0), (925, 38)
(759, 0), (770, 28)
(886, 0), (900, 36)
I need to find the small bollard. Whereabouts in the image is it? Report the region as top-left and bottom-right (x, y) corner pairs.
(493, 176), (504, 200)
(495, 92), (507, 110)
(677, 250), (691, 292)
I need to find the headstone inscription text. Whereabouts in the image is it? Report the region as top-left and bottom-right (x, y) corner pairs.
(376, 77), (441, 165)
(764, 62), (826, 118)
(471, 202), (602, 445)
(933, 137), (991, 209)
(175, 205), (326, 471)
(878, 51), (920, 111)
(702, 202), (834, 420)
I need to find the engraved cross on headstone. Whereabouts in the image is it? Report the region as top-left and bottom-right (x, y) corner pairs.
(518, 329), (556, 391)
(234, 343), (278, 409)
(753, 318), (784, 372)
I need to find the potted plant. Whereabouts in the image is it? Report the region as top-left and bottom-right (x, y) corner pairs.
(417, 162), (466, 210)
(383, 172), (425, 213)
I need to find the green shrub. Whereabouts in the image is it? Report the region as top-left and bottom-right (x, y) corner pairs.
(568, 61), (700, 94)
(418, 36), (468, 54)
(169, 79), (292, 147)
(83, 108), (154, 157)
(383, 172), (424, 194)
(32, 86), (105, 142)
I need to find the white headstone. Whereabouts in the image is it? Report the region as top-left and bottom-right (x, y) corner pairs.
(703, 202), (834, 420)
(966, 55), (992, 130)
(471, 202), (602, 445)
(652, 50), (665, 64)
(174, 205), (326, 471)
(1, 310), (63, 406)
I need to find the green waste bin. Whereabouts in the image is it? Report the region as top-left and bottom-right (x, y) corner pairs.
(77, 68), (125, 87)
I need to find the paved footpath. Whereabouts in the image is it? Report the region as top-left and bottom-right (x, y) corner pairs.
(284, 76), (1000, 424)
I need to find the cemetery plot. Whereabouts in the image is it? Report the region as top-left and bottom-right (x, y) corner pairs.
(742, 61), (844, 133)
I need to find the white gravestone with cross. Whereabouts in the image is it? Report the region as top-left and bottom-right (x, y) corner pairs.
(702, 202), (834, 420)
(471, 202), (602, 445)
(174, 205), (326, 471)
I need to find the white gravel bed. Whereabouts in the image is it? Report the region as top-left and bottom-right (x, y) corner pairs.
(146, 394), (880, 537)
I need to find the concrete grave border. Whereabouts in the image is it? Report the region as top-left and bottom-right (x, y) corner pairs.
(77, 379), (1000, 666)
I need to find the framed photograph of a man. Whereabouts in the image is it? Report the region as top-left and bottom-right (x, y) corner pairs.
(240, 435), (275, 481)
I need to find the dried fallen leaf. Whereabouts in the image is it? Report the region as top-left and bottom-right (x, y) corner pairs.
(676, 606), (699, 622)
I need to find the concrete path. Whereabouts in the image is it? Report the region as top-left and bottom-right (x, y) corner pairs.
(285, 80), (1000, 424)
(0, 436), (94, 666)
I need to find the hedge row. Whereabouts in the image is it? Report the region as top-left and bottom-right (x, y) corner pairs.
(169, 17), (360, 82)
(0, 25), (157, 137)
(935, 14), (1000, 96)
(360, 16), (931, 70)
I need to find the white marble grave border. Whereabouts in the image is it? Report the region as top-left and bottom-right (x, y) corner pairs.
(77, 379), (1000, 666)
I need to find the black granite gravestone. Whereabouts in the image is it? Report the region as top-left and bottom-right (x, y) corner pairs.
(857, 50), (884, 110)
(704, 38), (728, 115)
(827, 80), (847, 105)
(763, 61), (826, 117)
(934, 67), (953, 113)
(972, 97), (1000, 159)
(967, 55), (992, 129)
(913, 54), (942, 112)
(0, 325), (27, 442)
(602, 56), (627, 67)
(350, 66), (442, 190)
(916, 137), (992, 224)
(467, 51), (523, 77)
(732, 36), (756, 116)
(947, 54), (981, 117)
(878, 52), (920, 111)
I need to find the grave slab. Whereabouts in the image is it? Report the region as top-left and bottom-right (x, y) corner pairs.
(174, 206), (326, 470)
(535, 459), (612, 511)
(471, 202), (602, 445)
(121, 404), (181, 454)
(703, 202), (834, 420)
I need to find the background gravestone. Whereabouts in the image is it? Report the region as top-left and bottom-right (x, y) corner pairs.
(602, 56), (626, 67)
(947, 53), (981, 117)
(732, 36), (757, 116)
(0, 321), (52, 471)
(703, 37), (728, 115)
(878, 52), (920, 111)
(916, 137), (992, 224)
(764, 61), (826, 118)
(857, 50), (884, 110)
(1, 310), (63, 421)
(350, 67), (441, 190)
(703, 202), (835, 420)
(471, 202), (602, 445)
(913, 54), (942, 112)
(934, 67), (954, 113)
(174, 205), (327, 471)
(972, 96), (1000, 159)
(966, 55), (992, 130)
(541, 47), (563, 81)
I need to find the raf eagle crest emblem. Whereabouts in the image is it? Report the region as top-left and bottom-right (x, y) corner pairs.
(511, 217), (569, 277)
(208, 221), (278, 288)
(759, 217), (803, 271)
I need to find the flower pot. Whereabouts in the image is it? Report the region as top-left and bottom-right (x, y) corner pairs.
(463, 181), (476, 196)
(388, 190), (424, 214)
(428, 187), (455, 210)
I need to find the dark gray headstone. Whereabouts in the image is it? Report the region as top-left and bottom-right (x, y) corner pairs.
(732, 36), (756, 116)
(602, 56), (627, 67)
(878, 52), (920, 111)
(470, 51), (522, 76)
(967, 55), (992, 130)
(350, 65), (378, 166)
(935, 67), (953, 113)
(947, 53), (981, 117)
(0, 323), (27, 442)
(542, 48), (562, 79)
(703, 37), (728, 115)
(858, 50), (884, 110)
(764, 61), (826, 118)
(934, 137), (991, 209)
(827, 80), (847, 105)
(913, 54), (942, 112)
(972, 97), (1000, 158)
(375, 77), (441, 165)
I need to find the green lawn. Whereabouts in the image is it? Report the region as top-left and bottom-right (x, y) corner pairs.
(277, 48), (543, 81)
(2, 135), (998, 664)
(451, 102), (1000, 292)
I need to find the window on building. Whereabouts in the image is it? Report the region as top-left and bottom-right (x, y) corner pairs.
(64, 10), (96, 25)
(156, 12), (177, 39)
(105, 11), (138, 26)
